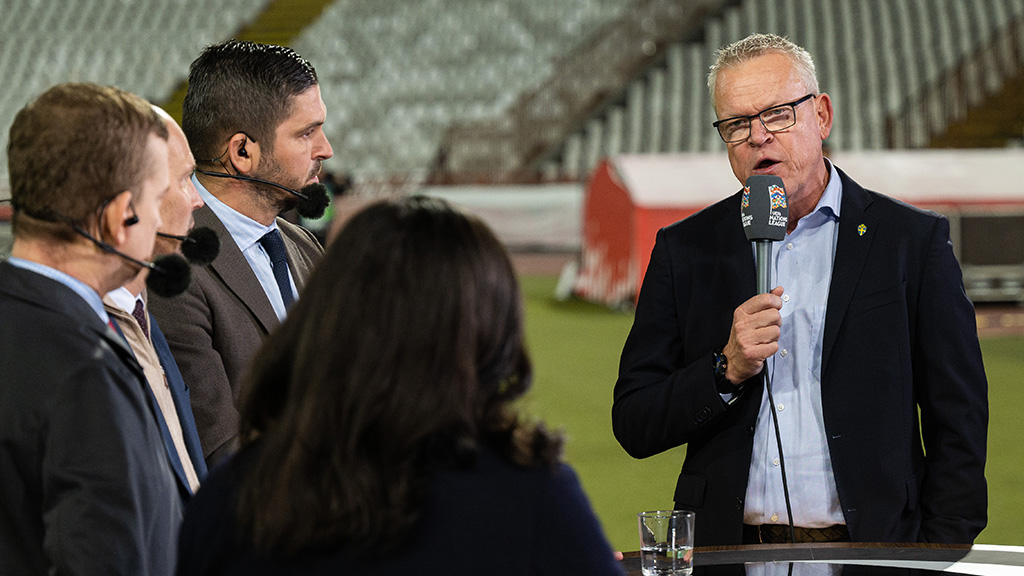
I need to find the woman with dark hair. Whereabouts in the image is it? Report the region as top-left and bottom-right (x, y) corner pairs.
(176, 196), (625, 575)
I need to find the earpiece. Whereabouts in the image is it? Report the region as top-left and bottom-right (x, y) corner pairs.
(124, 204), (139, 227)
(238, 134), (248, 158)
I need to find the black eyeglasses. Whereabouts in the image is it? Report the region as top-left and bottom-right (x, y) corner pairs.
(712, 93), (817, 143)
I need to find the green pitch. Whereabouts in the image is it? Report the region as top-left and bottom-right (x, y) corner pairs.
(518, 275), (1024, 550)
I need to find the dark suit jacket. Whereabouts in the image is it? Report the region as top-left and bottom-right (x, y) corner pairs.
(176, 444), (625, 576)
(149, 205), (323, 465)
(0, 262), (182, 576)
(613, 167), (988, 546)
(151, 312), (209, 490)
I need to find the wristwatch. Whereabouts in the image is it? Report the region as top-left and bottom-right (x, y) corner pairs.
(712, 347), (734, 395)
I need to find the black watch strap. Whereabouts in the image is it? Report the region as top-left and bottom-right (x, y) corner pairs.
(712, 347), (735, 395)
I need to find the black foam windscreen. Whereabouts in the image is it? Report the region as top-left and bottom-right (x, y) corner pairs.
(294, 182), (330, 220)
(179, 226), (220, 265)
(741, 175), (789, 242)
(146, 253), (192, 298)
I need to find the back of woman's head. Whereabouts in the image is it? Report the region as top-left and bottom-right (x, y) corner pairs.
(237, 196), (561, 555)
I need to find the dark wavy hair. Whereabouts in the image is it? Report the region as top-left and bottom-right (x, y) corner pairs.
(236, 196), (562, 556)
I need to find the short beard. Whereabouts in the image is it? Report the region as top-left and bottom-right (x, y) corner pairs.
(251, 158), (301, 215)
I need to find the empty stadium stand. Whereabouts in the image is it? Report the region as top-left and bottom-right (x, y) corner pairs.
(0, 0), (1023, 303)
(436, 0), (1024, 182)
(291, 0), (631, 180)
(161, 0), (336, 122)
(0, 0), (271, 191)
(0, 0), (1023, 200)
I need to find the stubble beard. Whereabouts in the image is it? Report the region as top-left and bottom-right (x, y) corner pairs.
(251, 157), (302, 215)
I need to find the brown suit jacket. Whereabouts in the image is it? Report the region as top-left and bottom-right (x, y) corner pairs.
(149, 204), (323, 466)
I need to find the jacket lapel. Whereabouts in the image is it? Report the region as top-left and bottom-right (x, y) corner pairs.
(277, 219), (321, 293)
(722, 191), (758, 300)
(195, 205), (280, 333)
(822, 169), (877, 373)
(100, 318), (147, 379)
(149, 313), (209, 481)
(729, 192), (761, 297)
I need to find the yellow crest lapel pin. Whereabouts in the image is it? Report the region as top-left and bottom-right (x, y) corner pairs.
(857, 223), (867, 236)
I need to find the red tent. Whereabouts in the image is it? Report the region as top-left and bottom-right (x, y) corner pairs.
(573, 153), (739, 307)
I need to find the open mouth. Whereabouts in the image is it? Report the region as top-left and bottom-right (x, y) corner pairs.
(755, 159), (780, 170)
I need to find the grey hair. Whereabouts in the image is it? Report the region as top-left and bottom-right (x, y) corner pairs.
(707, 33), (819, 104)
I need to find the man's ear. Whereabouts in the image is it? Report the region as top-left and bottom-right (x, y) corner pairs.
(815, 92), (834, 140)
(101, 190), (135, 246)
(227, 132), (261, 175)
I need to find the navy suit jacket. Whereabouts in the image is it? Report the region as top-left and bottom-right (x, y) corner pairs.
(0, 262), (181, 576)
(613, 167), (988, 546)
(150, 313), (209, 491)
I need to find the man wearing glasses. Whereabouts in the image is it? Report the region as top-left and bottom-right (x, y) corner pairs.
(613, 33), (987, 547)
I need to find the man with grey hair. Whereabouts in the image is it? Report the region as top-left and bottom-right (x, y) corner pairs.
(613, 33), (987, 546)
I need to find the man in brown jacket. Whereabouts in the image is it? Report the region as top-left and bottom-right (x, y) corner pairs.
(149, 40), (333, 467)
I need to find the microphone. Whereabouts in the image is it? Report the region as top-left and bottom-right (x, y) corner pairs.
(157, 226), (220, 265)
(741, 175), (789, 294)
(9, 202), (192, 298)
(70, 223), (192, 298)
(195, 169), (330, 219)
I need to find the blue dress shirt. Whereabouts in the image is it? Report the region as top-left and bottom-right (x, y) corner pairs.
(7, 257), (110, 324)
(743, 159), (846, 528)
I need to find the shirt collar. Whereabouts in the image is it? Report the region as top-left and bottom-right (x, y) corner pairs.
(105, 286), (140, 316)
(815, 157), (843, 221)
(194, 174), (279, 252)
(6, 257), (110, 323)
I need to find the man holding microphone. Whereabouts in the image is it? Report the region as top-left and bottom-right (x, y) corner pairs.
(613, 33), (987, 546)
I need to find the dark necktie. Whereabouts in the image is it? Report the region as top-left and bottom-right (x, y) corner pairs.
(258, 229), (295, 309)
(132, 299), (150, 341)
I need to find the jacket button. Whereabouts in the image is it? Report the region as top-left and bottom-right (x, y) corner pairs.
(747, 425), (755, 436)
(694, 407), (712, 424)
(735, 498), (744, 510)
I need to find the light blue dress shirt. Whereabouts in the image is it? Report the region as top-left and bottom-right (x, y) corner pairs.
(743, 159), (845, 528)
(7, 257), (111, 324)
(194, 176), (297, 321)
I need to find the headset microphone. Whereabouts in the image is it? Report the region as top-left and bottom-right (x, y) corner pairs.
(10, 202), (192, 298)
(157, 226), (220, 265)
(195, 169), (330, 219)
(69, 222), (192, 298)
